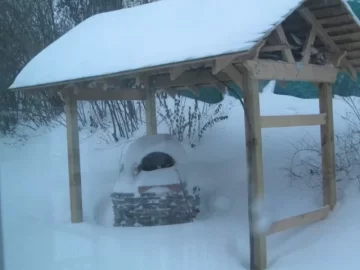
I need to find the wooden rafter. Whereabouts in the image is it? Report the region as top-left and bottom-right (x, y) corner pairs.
(223, 64), (244, 89)
(212, 54), (243, 75)
(298, 8), (357, 80)
(275, 25), (295, 63)
(302, 27), (317, 64)
(170, 65), (186, 80)
(254, 40), (266, 60)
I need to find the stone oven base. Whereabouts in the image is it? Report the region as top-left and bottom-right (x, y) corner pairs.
(111, 191), (200, 227)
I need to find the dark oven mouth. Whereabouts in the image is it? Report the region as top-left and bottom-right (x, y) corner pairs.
(138, 152), (175, 172)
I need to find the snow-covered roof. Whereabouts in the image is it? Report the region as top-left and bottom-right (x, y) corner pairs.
(9, 0), (306, 90)
(9, 0), (360, 91)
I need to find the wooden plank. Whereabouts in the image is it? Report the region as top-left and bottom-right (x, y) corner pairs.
(298, 8), (357, 80)
(64, 93), (83, 223)
(318, 14), (352, 26)
(350, 58), (360, 66)
(319, 83), (337, 209)
(74, 87), (146, 100)
(325, 23), (358, 34)
(338, 41), (360, 51)
(267, 206), (330, 236)
(311, 6), (346, 19)
(332, 32), (360, 42)
(243, 69), (267, 270)
(223, 64), (244, 89)
(275, 25), (295, 63)
(260, 114), (326, 128)
(345, 49), (360, 59)
(243, 60), (339, 83)
(302, 27), (317, 64)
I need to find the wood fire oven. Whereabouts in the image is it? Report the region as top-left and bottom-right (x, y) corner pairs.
(111, 134), (200, 227)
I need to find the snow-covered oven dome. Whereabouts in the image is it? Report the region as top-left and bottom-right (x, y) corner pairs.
(111, 134), (200, 227)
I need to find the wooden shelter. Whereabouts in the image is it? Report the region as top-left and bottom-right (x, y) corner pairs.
(8, 0), (360, 269)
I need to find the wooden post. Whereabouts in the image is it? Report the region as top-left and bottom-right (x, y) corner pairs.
(319, 83), (336, 209)
(64, 92), (83, 223)
(243, 69), (267, 270)
(145, 87), (157, 135)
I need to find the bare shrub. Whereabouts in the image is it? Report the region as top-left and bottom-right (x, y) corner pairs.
(157, 92), (229, 148)
(285, 96), (360, 193)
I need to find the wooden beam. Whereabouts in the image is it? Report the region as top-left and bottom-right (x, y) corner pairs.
(243, 69), (267, 270)
(319, 83), (336, 209)
(302, 27), (317, 64)
(223, 64), (244, 89)
(244, 60), (339, 83)
(266, 206), (330, 236)
(64, 92), (83, 223)
(260, 114), (326, 128)
(73, 87), (146, 100)
(298, 8), (357, 81)
(151, 68), (231, 89)
(275, 25), (296, 63)
(170, 65), (186, 81)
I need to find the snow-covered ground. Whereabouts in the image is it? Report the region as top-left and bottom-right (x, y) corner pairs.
(1, 81), (360, 270)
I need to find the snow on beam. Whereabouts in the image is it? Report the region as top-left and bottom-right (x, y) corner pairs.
(243, 60), (339, 83)
(260, 114), (326, 128)
(266, 206), (330, 236)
